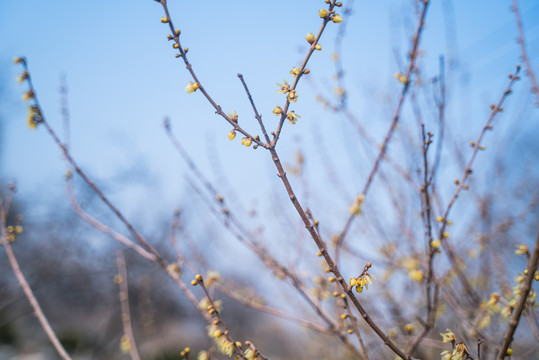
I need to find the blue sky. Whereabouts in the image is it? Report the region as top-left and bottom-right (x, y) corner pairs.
(1, 0), (538, 226)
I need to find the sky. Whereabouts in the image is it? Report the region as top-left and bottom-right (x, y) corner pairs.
(1, 2), (539, 354)
(1, 0), (538, 231)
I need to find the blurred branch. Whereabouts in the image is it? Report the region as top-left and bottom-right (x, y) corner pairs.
(116, 249), (141, 360)
(513, 0), (539, 105)
(496, 228), (539, 359)
(0, 190), (72, 360)
(335, 0), (430, 255)
(439, 66), (521, 305)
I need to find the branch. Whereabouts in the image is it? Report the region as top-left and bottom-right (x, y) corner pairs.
(115, 250), (141, 360)
(513, 0), (539, 105)
(0, 193), (72, 360)
(496, 228), (539, 359)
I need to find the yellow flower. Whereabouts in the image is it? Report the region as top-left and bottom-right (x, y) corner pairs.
(394, 72), (408, 84)
(351, 273), (375, 293)
(219, 340), (234, 357)
(409, 269), (424, 282)
(228, 111), (238, 122)
(205, 271), (220, 286)
(228, 130), (236, 140)
(287, 89), (298, 103)
(290, 67), (301, 78)
(17, 71), (29, 84)
(404, 323), (414, 333)
(440, 328), (456, 343)
(348, 194), (365, 216)
(120, 336), (131, 354)
(26, 105), (41, 129)
(185, 81), (199, 94)
(272, 105), (283, 116)
(332, 14), (343, 23)
(244, 348), (256, 360)
(319, 9), (328, 18)
(515, 244), (528, 255)
(431, 239), (441, 248)
(167, 263), (181, 275)
(305, 32), (315, 44)
(14, 225), (23, 234)
(334, 87), (345, 97)
(276, 80), (290, 93)
(22, 90), (34, 102)
(197, 350), (209, 360)
(436, 216), (443, 222)
(241, 137), (252, 147)
(286, 111), (300, 124)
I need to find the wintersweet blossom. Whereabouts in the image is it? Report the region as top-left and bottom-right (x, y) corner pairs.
(286, 111), (300, 124)
(272, 105), (283, 116)
(228, 111), (238, 122)
(185, 81), (200, 94)
(440, 329), (456, 343)
(350, 273), (375, 293)
(276, 80), (290, 94)
(241, 137), (252, 147)
(287, 89), (298, 103)
(290, 67), (301, 78)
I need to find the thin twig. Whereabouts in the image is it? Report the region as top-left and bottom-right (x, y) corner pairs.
(496, 227), (539, 359)
(439, 66), (521, 304)
(115, 249), (141, 360)
(513, 0), (539, 105)
(0, 193), (72, 360)
(335, 0), (430, 254)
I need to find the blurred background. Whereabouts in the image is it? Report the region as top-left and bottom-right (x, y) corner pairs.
(1, 0), (539, 359)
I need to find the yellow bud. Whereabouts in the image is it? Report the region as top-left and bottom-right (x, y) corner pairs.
(173, 43), (179, 49)
(404, 323), (414, 333)
(191, 279), (198, 286)
(160, 17), (169, 23)
(431, 239), (442, 248)
(228, 130), (236, 140)
(195, 274), (202, 281)
(315, 44), (322, 51)
(305, 32), (316, 44)
(319, 9), (328, 18)
(332, 14), (343, 23)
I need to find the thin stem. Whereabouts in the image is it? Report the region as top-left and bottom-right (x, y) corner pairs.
(496, 227), (539, 360)
(335, 0), (430, 253)
(439, 66), (521, 304)
(513, 0), (539, 105)
(116, 250), (141, 360)
(268, 145), (409, 359)
(0, 195), (72, 360)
